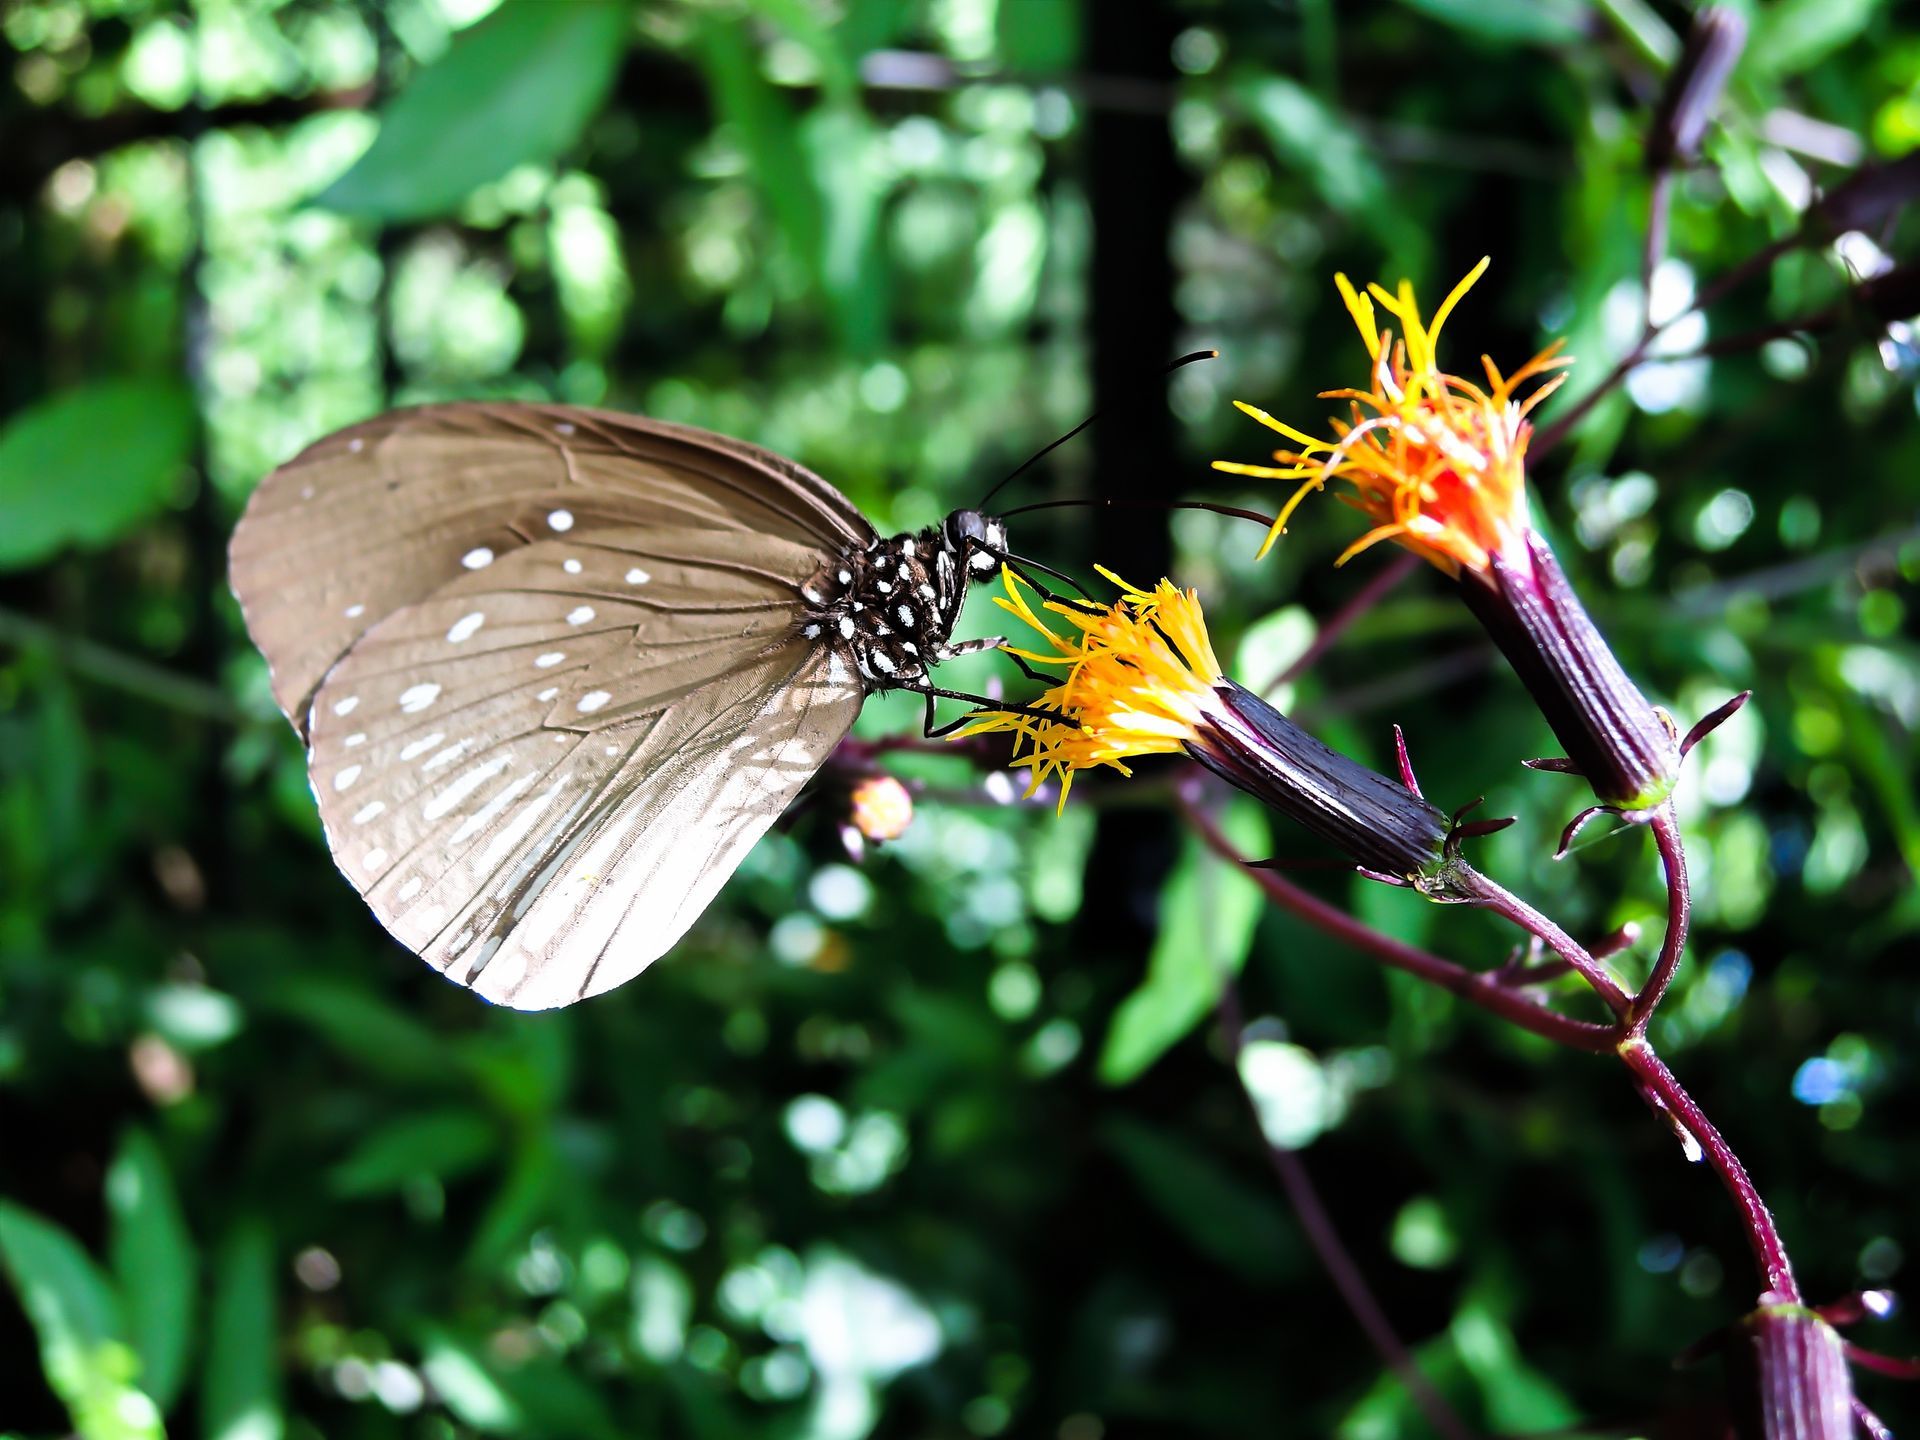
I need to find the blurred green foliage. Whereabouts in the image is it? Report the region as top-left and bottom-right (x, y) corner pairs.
(1, 1), (1916, 1438)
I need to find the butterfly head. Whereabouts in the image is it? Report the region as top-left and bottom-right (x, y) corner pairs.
(943, 509), (1008, 576)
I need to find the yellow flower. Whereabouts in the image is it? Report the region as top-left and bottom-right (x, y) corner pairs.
(960, 569), (1226, 809)
(1213, 258), (1573, 578)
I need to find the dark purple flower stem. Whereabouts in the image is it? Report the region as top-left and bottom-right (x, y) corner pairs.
(1179, 786), (1801, 1304)
(1215, 978), (1479, 1440)
(1618, 1039), (1801, 1303)
(1450, 867), (1633, 1018)
(1176, 783), (1616, 1053)
(1629, 802), (1690, 1035)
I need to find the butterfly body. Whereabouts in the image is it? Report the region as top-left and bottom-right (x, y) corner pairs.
(799, 510), (1008, 688)
(230, 402), (1011, 1009)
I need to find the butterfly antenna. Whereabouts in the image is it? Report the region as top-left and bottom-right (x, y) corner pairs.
(976, 350), (1218, 511)
(998, 496), (1276, 529)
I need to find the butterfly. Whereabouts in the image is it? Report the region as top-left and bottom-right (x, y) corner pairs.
(229, 403), (1036, 1010)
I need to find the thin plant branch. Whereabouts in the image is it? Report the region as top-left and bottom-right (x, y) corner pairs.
(1629, 803), (1690, 1033)
(1176, 782), (1617, 1053)
(1617, 1039), (1801, 1302)
(1264, 550), (1422, 697)
(1217, 978), (1478, 1440)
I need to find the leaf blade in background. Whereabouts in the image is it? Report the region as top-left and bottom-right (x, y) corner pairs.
(1394, 0), (1588, 47)
(327, 1107), (500, 1197)
(1099, 799), (1268, 1085)
(1234, 74), (1429, 271)
(0, 1200), (163, 1440)
(317, 0), (630, 222)
(202, 1223), (281, 1440)
(1101, 1117), (1299, 1284)
(107, 1128), (198, 1411)
(0, 379), (193, 572)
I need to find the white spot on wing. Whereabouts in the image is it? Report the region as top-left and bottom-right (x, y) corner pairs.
(333, 696), (359, 717)
(424, 756), (511, 821)
(566, 605), (594, 625)
(462, 547), (494, 570)
(554, 421), (577, 436)
(422, 740), (469, 773)
(548, 509), (574, 532)
(333, 765), (362, 791)
(363, 847), (388, 870)
(625, 567), (650, 585)
(396, 876), (423, 902)
(344, 732), (366, 748)
(563, 558), (582, 575)
(536, 687), (559, 702)
(577, 690), (611, 713)
(352, 800), (385, 824)
(400, 731), (445, 762)
(344, 603), (365, 619)
(348, 437), (365, 453)
(450, 772), (537, 844)
(446, 612), (485, 643)
(838, 616), (855, 639)
(535, 651), (565, 668)
(399, 682), (442, 713)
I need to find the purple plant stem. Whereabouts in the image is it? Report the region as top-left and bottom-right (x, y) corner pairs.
(1618, 1038), (1801, 1302)
(1177, 788), (1616, 1053)
(1265, 551), (1422, 696)
(1451, 869), (1634, 1018)
(1629, 802), (1690, 1034)
(1216, 979), (1479, 1440)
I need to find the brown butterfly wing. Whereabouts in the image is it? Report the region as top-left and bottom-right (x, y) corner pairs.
(231, 404), (873, 1008)
(229, 402), (870, 730)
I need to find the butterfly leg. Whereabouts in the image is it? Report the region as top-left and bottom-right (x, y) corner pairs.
(935, 635), (1006, 660)
(907, 682), (1069, 739)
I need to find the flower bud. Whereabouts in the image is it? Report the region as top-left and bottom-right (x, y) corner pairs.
(1191, 681), (1454, 890)
(1457, 530), (1680, 813)
(1724, 1303), (1854, 1440)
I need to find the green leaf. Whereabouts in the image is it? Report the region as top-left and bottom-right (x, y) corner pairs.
(420, 1331), (522, 1431)
(254, 977), (467, 1088)
(417, 1330), (619, 1440)
(1233, 76), (1427, 269)
(329, 1108), (500, 1197)
(1745, 0), (1879, 77)
(106, 1129), (197, 1411)
(996, 0), (1079, 72)
(1101, 1118), (1298, 1284)
(318, 0), (630, 222)
(1394, 0), (1588, 47)
(1450, 1283), (1581, 1431)
(0, 1201), (162, 1440)
(0, 380), (193, 571)
(202, 1223), (281, 1440)
(696, 23), (822, 292)
(1099, 800), (1268, 1085)
(741, 0), (857, 104)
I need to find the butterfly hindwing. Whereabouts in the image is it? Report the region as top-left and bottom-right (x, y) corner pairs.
(303, 532), (865, 1009)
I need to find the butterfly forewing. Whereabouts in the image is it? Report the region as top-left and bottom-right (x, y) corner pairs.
(231, 403), (868, 728)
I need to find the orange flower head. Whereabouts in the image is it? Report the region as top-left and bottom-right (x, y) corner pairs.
(1213, 259), (1573, 577)
(957, 569), (1226, 811)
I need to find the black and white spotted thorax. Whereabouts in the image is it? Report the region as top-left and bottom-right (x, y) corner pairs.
(798, 509), (1008, 690)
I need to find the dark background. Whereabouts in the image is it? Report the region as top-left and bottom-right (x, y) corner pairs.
(1, 1), (1916, 1437)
